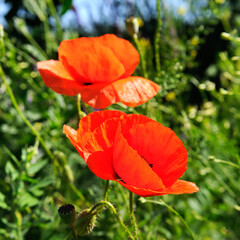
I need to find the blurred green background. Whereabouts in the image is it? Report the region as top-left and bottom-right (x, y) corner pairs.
(0, 0), (240, 239)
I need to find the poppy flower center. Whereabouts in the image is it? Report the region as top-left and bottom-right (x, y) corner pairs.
(141, 155), (153, 168)
(83, 82), (93, 86)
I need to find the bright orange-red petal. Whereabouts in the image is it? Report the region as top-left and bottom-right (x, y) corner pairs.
(119, 113), (155, 136)
(125, 121), (187, 188)
(115, 179), (198, 197)
(113, 128), (165, 190)
(37, 60), (83, 96)
(97, 34), (140, 78)
(58, 38), (125, 84)
(86, 149), (118, 180)
(83, 118), (120, 156)
(80, 82), (117, 109)
(112, 77), (160, 107)
(77, 110), (125, 147)
(80, 77), (160, 109)
(63, 125), (84, 159)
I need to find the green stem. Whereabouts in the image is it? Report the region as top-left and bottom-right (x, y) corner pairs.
(91, 201), (135, 240)
(129, 192), (139, 240)
(70, 183), (90, 207)
(43, 16), (51, 56)
(154, 0), (161, 75)
(70, 223), (78, 240)
(77, 93), (82, 119)
(104, 180), (110, 201)
(133, 34), (148, 78)
(140, 198), (196, 240)
(15, 210), (22, 240)
(0, 65), (60, 170)
(77, 93), (86, 119)
(47, 0), (63, 40)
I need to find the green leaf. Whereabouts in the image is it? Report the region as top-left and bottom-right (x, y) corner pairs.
(0, 192), (10, 210)
(27, 159), (48, 176)
(23, 0), (46, 21)
(61, 0), (72, 15)
(18, 191), (39, 208)
(5, 162), (18, 182)
(29, 177), (54, 191)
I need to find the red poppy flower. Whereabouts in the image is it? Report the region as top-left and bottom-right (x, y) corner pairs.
(37, 34), (160, 109)
(63, 110), (199, 197)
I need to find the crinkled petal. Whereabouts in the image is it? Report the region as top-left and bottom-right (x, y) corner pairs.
(112, 77), (160, 107)
(77, 110), (125, 147)
(115, 179), (199, 197)
(86, 149), (118, 180)
(125, 121), (188, 187)
(119, 113), (155, 136)
(37, 60), (83, 96)
(113, 128), (165, 190)
(84, 118), (120, 155)
(80, 77), (160, 109)
(80, 82), (118, 109)
(58, 38), (125, 83)
(97, 34), (140, 78)
(63, 125), (84, 159)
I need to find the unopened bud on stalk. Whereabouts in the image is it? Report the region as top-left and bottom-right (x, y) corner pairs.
(221, 32), (232, 40)
(74, 209), (97, 236)
(58, 204), (75, 225)
(125, 17), (143, 37)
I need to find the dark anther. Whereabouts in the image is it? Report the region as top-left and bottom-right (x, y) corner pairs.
(149, 163), (154, 168)
(84, 82), (93, 86)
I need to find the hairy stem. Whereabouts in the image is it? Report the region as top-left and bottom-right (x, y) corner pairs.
(91, 201), (135, 240)
(0, 65), (60, 170)
(133, 34), (148, 78)
(129, 192), (139, 239)
(154, 0), (162, 75)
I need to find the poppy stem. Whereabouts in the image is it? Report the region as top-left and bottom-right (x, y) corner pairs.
(70, 223), (78, 240)
(132, 34), (148, 79)
(154, 0), (162, 76)
(129, 192), (139, 240)
(139, 198), (196, 240)
(103, 180), (110, 201)
(77, 93), (86, 119)
(90, 201), (135, 240)
(0, 65), (60, 172)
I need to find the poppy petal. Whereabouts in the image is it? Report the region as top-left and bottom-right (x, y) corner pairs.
(80, 77), (160, 109)
(119, 113), (155, 136)
(124, 121), (187, 188)
(83, 118), (121, 157)
(112, 77), (160, 107)
(113, 129), (165, 190)
(37, 60), (83, 96)
(115, 179), (198, 197)
(80, 82), (118, 109)
(86, 149), (118, 180)
(58, 38), (125, 83)
(97, 34), (140, 78)
(77, 110), (125, 147)
(63, 125), (84, 159)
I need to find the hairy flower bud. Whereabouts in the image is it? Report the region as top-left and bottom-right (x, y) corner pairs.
(58, 204), (75, 225)
(74, 209), (97, 236)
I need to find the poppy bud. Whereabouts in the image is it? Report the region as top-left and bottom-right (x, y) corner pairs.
(74, 209), (97, 236)
(58, 204), (75, 225)
(125, 17), (142, 37)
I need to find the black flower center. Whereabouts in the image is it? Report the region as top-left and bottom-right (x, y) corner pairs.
(141, 155), (153, 168)
(84, 82), (93, 86)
